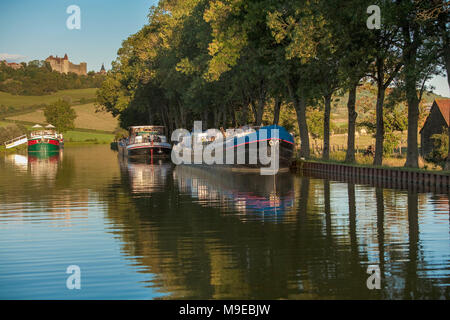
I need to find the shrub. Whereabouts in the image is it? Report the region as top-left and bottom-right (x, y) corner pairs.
(43, 99), (77, 132)
(428, 127), (449, 166)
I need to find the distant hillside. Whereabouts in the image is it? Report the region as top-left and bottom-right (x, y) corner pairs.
(0, 60), (105, 96)
(0, 88), (97, 117)
(6, 102), (118, 132)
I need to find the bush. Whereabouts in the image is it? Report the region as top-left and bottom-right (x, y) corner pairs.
(428, 127), (449, 166)
(44, 99), (77, 132)
(113, 127), (129, 141)
(383, 131), (401, 156)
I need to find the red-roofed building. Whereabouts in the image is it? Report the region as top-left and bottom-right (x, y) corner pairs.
(1, 60), (23, 70)
(420, 99), (450, 157)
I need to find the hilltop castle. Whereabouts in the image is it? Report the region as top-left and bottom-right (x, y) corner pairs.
(45, 54), (87, 76)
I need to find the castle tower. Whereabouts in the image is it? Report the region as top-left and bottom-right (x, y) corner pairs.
(99, 63), (106, 75)
(45, 54), (87, 76)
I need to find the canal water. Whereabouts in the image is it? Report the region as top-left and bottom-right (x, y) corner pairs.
(0, 145), (449, 299)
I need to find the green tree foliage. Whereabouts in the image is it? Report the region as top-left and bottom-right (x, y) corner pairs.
(0, 60), (105, 96)
(43, 99), (77, 132)
(95, 0), (445, 168)
(429, 127), (449, 165)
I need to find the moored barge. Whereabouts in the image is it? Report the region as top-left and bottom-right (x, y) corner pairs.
(118, 126), (172, 159)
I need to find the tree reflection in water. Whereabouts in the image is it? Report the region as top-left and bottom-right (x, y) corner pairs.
(100, 159), (450, 299)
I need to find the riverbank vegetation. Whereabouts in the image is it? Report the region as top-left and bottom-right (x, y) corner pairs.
(6, 102), (118, 132)
(0, 87), (117, 147)
(0, 60), (105, 96)
(96, 0), (449, 169)
(0, 122), (114, 152)
(0, 88), (97, 120)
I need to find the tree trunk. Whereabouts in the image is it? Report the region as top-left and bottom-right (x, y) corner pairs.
(287, 79), (310, 159)
(250, 101), (257, 125)
(148, 105), (153, 124)
(214, 109), (220, 128)
(222, 105), (227, 128)
(374, 67), (386, 166)
(273, 97), (281, 125)
(241, 104), (248, 125)
(179, 104), (186, 128)
(256, 90), (266, 127)
(405, 88), (420, 168)
(170, 104), (180, 129)
(257, 104), (264, 126)
(445, 111), (450, 171)
(402, 19), (420, 168)
(345, 84), (358, 163)
(440, 15), (450, 170)
(404, 52), (420, 168)
(323, 93), (332, 160)
(294, 97), (310, 159)
(203, 109), (208, 129)
(160, 105), (170, 135)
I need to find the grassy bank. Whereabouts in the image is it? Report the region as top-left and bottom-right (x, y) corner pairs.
(296, 151), (449, 174)
(0, 88), (97, 109)
(6, 102), (118, 132)
(64, 130), (114, 145)
(1, 127), (114, 153)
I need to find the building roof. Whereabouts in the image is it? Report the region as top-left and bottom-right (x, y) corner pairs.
(435, 99), (450, 127)
(420, 99), (450, 133)
(46, 54), (69, 62)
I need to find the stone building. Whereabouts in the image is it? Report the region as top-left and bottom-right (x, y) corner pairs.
(45, 54), (87, 75)
(1, 60), (23, 69)
(420, 99), (450, 157)
(99, 63), (106, 75)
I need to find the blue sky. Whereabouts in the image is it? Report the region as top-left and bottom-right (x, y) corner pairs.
(0, 0), (157, 72)
(0, 0), (448, 97)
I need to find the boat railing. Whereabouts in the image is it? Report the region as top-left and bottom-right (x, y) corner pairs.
(128, 135), (166, 145)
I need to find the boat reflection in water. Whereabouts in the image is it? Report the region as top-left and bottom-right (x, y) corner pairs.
(28, 152), (61, 180)
(119, 157), (172, 195)
(173, 165), (296, 222)
(103, 147), (450, 299)
(5, 151), (61, 180)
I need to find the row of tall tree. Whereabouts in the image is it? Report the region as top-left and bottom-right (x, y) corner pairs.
(96, 0), (449, 168)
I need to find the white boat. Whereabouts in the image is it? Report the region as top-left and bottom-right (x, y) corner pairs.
(118, 126), (172, 159)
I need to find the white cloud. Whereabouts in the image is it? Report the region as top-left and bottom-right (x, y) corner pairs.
(0, 53), (27, 61)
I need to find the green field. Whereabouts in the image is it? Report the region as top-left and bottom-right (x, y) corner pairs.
(1, 121), (114, 144)
(0, 87), (118, 138)
(0, 88), (116, 145)
(0, 88), (97, 108)
(7, 102), (119, 132)
(64, 130), (114, 144)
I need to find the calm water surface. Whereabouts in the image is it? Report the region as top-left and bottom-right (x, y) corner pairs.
(0, 145), (449, 299)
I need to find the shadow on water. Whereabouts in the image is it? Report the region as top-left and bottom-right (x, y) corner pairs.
(101, 157), (450, 299)
(0, 145), (448, 299)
